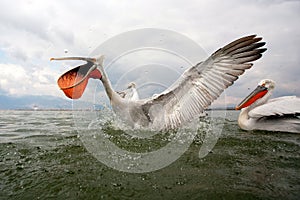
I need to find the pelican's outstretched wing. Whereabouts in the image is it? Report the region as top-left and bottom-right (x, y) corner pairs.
(248, 96), (300, 118)
(142, 35), (267, 129)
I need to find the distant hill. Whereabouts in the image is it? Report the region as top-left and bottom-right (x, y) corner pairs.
(0, 94), (73, 110)
(0, 94), (234, 110)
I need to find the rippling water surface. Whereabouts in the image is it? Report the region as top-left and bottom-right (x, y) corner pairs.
(0, 110), (299, 199)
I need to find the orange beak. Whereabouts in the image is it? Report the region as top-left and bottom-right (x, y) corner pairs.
(51, 57), (102, 99)
(235, 85), (268, 110)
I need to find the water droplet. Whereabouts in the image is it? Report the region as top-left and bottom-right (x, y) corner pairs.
(64, 49), (68, 53)
(112, 183), (121, 187)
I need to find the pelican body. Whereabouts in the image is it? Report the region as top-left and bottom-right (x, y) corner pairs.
(236, 79), (300, 133)
(52, 35), (267, 130)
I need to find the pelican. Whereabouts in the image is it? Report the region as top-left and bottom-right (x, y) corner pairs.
(51, 35), (266, 130)
(116, 82), (140, 100)
(235, 79), (300, 133)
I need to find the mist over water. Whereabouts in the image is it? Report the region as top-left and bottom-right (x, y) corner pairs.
(0, 110), (299, 199)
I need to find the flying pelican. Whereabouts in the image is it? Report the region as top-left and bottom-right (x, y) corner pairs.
(235, 79), (300, 133)
(51, 35), (266, 130)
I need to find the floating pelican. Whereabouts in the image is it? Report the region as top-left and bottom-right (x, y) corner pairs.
(51, 35), (266, 130)
(235, 79), (300, 133)
(116, 82), (140, 100)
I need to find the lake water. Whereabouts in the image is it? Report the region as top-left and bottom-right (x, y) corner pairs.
(0, 110), (299, 199)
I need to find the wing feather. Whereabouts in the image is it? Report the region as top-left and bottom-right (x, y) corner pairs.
(249, 96), (300, 118)
(142, 35), (267, 129)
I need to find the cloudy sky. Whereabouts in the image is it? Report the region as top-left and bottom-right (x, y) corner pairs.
(0, 0), (299, 107)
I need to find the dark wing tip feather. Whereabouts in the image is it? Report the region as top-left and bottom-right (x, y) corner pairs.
(260, 48), (267, 53)
(222, 35), (258, 51)
(223, 37), (264, 55)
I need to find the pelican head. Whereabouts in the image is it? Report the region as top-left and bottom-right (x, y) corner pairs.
(258, 79), (275, 90)
(127, 82), (136, 89)
(50, 55), (104, 99)
(235, 79), (275, 110)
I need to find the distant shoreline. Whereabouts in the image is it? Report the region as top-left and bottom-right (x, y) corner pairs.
(0, 107), (237, 111)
